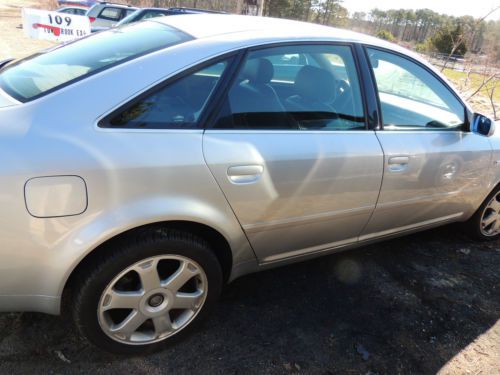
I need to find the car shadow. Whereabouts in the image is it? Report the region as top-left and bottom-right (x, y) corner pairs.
(0, 224), (498, 374)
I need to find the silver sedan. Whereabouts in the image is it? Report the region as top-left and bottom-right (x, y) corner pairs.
(0, 14), (498, 354)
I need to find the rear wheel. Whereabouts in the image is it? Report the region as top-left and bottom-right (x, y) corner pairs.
(73, 228), (222, 354)
(466, 186), (500, 241)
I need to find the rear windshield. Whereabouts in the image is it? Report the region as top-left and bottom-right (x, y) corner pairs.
(0, 21), (192, 102)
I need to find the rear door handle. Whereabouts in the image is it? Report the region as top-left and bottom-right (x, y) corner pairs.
(227, 165), (264, 184)
(388, 156), (409, 172)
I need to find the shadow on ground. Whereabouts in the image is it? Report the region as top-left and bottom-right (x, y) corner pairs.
(0, 225), (499, 374)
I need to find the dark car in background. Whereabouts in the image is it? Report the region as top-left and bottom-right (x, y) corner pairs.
(116, 6), (226, 26)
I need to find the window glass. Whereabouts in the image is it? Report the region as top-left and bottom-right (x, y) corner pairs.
(104, 61), (229, 129)
(100, 7), (122, 21)
(0, 22), (191, 101)
(141, 11), (168, 20)
(367, 48), (465, 130)
(214, 44), (365, 131)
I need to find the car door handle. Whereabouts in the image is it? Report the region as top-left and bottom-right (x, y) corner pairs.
(387, 156), (410, 172)
(227, 165), (264, 184)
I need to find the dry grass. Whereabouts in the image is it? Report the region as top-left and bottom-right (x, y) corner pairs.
(37, 0), (58, 9)
(443, 68), (499, 120)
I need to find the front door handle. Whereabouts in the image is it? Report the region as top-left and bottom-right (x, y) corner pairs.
(388, 156), (409, 172)
(227, 165), (264, 184)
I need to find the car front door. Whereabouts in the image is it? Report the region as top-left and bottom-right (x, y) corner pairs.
(203, 44), (384, 263)
(360, 47), (492, 240)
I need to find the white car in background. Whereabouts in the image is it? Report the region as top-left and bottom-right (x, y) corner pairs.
(56, 6), (88, 16)
(86, 2), (137, 29)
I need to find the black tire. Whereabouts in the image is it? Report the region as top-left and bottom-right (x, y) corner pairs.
(73, 228), (223, 355)
(465, 185), (500, 241)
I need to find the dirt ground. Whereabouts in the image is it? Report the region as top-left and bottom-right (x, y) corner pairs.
(0, 225), (499, 374)
(0, 1), (499, 374)
(0, 0), (55, 60)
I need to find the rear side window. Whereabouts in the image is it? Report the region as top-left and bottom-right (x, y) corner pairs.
(99, 7), (123, 21)
(101, 60), (230, 129)
(0, 22), (191, 102)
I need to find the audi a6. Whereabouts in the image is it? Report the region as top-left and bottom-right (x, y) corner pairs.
(0, 14), (498, 354)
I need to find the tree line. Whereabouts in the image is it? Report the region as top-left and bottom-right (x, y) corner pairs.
(125, 0), (499, 60)
(351, 8), (499, 59)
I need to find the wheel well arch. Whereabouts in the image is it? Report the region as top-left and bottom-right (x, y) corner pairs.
(62, 221), (233, 311)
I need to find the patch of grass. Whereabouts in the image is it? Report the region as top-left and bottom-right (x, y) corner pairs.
(443, 68), (499, 104)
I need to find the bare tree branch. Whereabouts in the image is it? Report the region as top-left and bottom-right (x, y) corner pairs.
(441, 5), (500, 72)
(466, 73), (498, 100)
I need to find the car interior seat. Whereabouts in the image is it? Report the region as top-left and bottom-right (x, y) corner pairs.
(227, 58), (295, 129)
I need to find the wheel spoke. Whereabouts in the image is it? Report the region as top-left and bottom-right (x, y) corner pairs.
(136, 259), (162, 291)
(163, 261), (199, 292)
(482, 213), (497, 227)
(173, 290), (204, 310)
(493, 217), (500, 232)
(490, 198), (500, 212)
(102, 290), (143, 311)
(111, 310), (147, 336)
(152, 314), (173, 335)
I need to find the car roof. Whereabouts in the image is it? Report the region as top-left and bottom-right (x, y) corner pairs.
(149, 14), (449, 86)
(155, 14), (386, 46)
(133, 7), (169, 12)
(132, 7), (223, 14)
(152, 14), (430, 69)
(92, 2), (137, 9)
(58, 5), (88, 9)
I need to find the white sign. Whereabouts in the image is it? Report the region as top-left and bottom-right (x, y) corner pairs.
(22, 8), (91, 42)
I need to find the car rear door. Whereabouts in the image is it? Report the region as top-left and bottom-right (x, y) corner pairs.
(203, 43), (384, 263)
(360, 47), (492, 240)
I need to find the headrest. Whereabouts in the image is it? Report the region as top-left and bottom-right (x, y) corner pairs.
(241, 58), (274, 84)
(294, 65), (336, 102)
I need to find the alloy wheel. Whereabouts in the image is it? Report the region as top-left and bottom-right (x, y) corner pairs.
(97, 255), (207, 345)
(480, 191), (500, 236)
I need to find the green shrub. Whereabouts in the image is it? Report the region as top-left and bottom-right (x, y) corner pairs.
(376, 29), (395, 42)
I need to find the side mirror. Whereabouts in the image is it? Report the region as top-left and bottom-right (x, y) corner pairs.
(471, 113), (496, 137)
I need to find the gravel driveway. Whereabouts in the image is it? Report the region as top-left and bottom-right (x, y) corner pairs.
(0, 225), (498, 374)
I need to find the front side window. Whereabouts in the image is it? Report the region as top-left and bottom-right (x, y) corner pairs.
(213, 44), (365, 131)
(102, 60), (229, 129)
(0, 22), (191, 101)
(367, 48), (465, 130)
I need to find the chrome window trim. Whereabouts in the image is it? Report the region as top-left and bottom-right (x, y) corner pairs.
(204, 129), (374, 134)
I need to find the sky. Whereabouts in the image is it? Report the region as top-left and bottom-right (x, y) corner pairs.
(342, 0), (500, 20)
